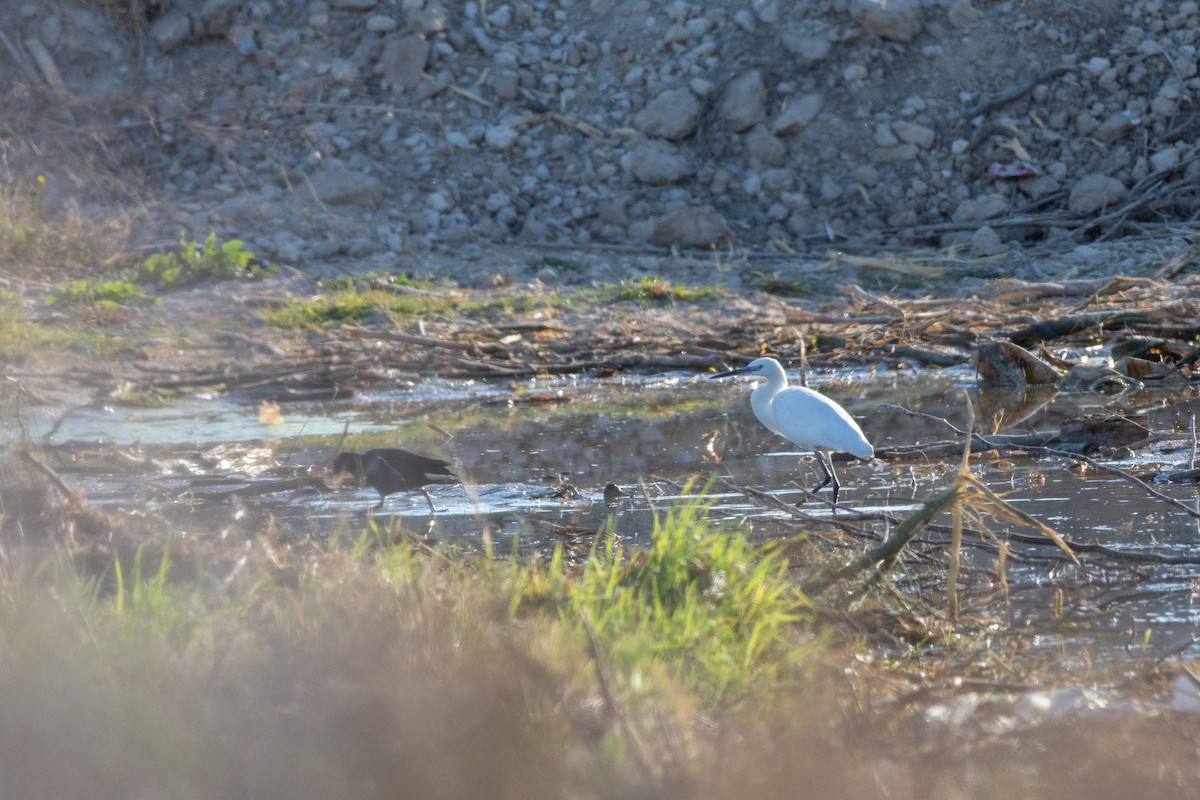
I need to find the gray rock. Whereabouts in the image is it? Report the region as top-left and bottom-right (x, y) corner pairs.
(649, 206), (731, 248)
(1095, 110), (1137, 142)
(892, 120), (935, 149)
(1017, 175), (1061, 199)
(873, 123), (899, 147)
(150, 11), (193, 50)
(366, 15), (399, 32)
(489, 68), (521, 101)
(947, 0), (981, 28)
(197, 0), (238, 36)
(743, 126), (787, 165)
(761, 169), (795, 194)
(1068, 174), (1128, 214)
(628, 140), (691, 185)
(969, 225), (1005, 257)
(408, 9), (446, 35)
(952, 196), (1008, 222)
(850, 0), (924, 42)
(1151, 147), (1181, 173)
(485, 124), (519, 150)
(309, 163), (383, 207)
(875, 143), (919, 162)
(597, 197), (629, 226)
(779, 24), (832, 65)
(380, 34), (430, 90)
(771, 93), (823, 137)
(269, 231), (305, 263)
(631, 88), (701, 141)
(719, 70), (767, 133)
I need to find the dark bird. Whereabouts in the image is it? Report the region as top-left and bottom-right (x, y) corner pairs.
(603, 483), (631, 507)
(330, 448), (457, 513)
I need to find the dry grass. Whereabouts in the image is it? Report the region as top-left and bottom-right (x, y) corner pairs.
(0, 174), (136, 283)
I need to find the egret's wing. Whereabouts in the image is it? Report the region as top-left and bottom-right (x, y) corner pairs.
(771, 386), (873, 458)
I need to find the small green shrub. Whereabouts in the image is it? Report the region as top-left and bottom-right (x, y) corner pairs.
(45, 279), (153, 308)
(137, 232), (275, 288)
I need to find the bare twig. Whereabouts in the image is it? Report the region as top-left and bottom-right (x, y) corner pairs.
(957, 65), (1075, 120)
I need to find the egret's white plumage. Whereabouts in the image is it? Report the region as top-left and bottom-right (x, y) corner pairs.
(712, 357), (873, 504)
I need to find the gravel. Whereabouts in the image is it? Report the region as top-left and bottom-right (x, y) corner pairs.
(1, 0), (1198, 290)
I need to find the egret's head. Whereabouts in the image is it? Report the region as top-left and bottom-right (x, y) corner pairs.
(709, 357), (783, 380)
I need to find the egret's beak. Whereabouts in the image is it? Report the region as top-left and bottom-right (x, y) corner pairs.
(710, 364), (754, 379)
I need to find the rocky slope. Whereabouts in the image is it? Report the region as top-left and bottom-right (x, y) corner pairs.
(1, 0), (1198, 288)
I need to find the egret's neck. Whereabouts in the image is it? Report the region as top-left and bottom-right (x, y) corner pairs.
(750, 380), (785, 437)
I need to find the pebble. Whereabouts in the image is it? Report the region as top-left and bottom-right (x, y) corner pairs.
(649, 206), (731, 248)
(1068, 174), (1128, 214)
(891, 120), (935, 149)
(632, 88), (701, 141)
(719, 70), (767, 132)
(308, 163), (383, 207)
(484, 124), (520, 150)
(771, 93), (822, 137)
(969, 225), (1005, 257)
(1150, 147), (1181, 172)
(850, 0), (924, 42)
(628, 139), (691, 185)
(366, 15), (398, 32)
(379, 34), (430, 90)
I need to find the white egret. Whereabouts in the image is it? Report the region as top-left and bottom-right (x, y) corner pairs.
(711, 357), (874, 504)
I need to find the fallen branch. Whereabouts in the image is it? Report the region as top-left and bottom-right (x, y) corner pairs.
(957, 65), (1076, 120)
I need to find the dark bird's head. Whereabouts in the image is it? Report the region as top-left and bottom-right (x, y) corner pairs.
(331, 452), (365, 477)
(603, 483), (630, 507)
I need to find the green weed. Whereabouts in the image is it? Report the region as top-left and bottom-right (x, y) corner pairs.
(137, 232), (275, 288)
(45, 279), (153, 308)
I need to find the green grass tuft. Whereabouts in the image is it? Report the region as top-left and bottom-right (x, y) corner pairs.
(608, 276), (718, 306)
(45, 279), (154, 308)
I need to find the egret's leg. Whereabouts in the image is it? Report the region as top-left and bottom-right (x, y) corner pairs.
(814, 451), (841, 505)
(421, 488), (436, 515)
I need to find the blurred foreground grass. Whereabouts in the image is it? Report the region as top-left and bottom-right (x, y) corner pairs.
(1, 490), (1197, 800)
(0, 493), (849, 800)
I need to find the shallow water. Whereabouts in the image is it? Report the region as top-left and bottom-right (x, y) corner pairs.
(35, 366), (1200, 664)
